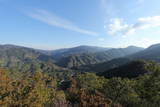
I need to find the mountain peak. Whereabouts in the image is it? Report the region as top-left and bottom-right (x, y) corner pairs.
(126, 46), (144, 49)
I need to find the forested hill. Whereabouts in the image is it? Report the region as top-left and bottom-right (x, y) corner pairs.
(55, 46), (143, 68)
(39, 45), (110, 60)
(128, 43), (160, 61)
(98, 60), (159, 78)
(0, 44), (68, 73)
(0, 44), (160, 107)
(78, 43), (160, 73)
(1, 59), (160, 107)
(0, 44), (145, 73)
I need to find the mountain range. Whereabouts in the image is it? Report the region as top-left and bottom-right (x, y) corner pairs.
(0, 44), (67, 73)
(1, 43), (160, 74)
(44, 45), (143, 68)
(79, 43), (160, 72)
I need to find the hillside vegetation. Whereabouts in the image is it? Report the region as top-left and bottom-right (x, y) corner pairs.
(0, 44), (160, 107)
(1, 60), (160, 107)
(56, 46), (143, 68)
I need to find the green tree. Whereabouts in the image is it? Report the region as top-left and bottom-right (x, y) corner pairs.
(102, 78), (139, 106)
(76, 73), (106, 93)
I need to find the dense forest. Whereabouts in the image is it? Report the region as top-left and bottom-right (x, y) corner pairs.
(1, 60), (160, 107)
(0, 44), (160, 107)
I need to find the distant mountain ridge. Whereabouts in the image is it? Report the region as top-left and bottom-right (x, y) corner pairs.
(80, 43), (160, 73)
(42, 45), (110, 61)
(0, 44), (144, 70)
(128, 43), (160, 61)
(0, 44), (68, 73)
(55, 46), (144, 68)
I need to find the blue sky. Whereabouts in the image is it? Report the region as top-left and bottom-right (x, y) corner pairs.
(0, 0), (160, 49)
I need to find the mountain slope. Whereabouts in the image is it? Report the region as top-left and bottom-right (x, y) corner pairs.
(0, 45), (66, 72)
(56, 46), (144, 68)
(76, 58), (131, 72)
(128, 43), (160, 61)
(43, 45), (110, 61)
(81, 43), (160, 73)
(98, 60), (159, 78)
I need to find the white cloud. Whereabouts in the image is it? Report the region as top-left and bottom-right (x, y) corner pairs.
(26, 9), (98, 36)
(107, 16), (160, 36)
(134, 16), (160, 29)
(108, 18), (129, 35)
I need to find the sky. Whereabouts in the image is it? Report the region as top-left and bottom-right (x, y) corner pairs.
(0, 0), (160, 50)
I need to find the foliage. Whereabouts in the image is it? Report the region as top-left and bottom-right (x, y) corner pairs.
(135, 70), (160, 106)
(1, 59), (160, 107)
(98, 60), (159, 78)
(76, 73), (106, 92)
(66, 77), (112, 107)
(101, 78), (139, 107)
(0, 69), (66, 107)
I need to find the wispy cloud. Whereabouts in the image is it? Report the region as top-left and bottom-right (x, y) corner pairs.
(26, 9), (98, 36)
(107, 16), (160, 36)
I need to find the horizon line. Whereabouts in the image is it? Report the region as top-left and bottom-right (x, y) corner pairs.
(0, 43), (153, 50)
